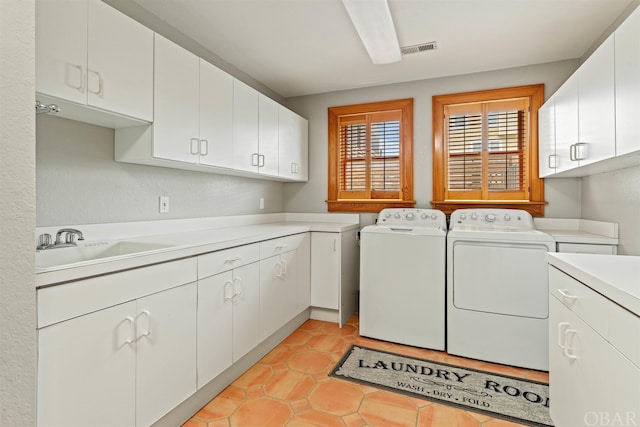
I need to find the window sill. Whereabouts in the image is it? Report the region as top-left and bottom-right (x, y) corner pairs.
(327, 200), (416, 213)
(430, 200), (547, 216)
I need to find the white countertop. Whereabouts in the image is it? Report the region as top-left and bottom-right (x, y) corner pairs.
(535, 218), (619, 245)
(35, 215), (360, 288)
(547, 252), (640, 316)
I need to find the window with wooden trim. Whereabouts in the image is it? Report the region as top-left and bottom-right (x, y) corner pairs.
(328, 99), (414, 212)
(432, 85), (546, 216)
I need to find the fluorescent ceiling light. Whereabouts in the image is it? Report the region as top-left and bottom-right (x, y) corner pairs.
(342, 0), (402, 64)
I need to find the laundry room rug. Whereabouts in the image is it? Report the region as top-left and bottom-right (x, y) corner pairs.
(330, 345), (553, 427)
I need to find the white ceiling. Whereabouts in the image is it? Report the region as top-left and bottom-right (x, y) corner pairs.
(129, 0), (635, 98)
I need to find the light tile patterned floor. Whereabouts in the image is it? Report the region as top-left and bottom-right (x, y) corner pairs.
(184, 317), (549, 427)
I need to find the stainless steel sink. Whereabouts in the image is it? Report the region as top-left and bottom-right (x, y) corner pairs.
(36, 240), (175, 269)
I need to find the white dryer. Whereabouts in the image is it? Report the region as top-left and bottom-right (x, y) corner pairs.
(447, 209), (555, 370)
(360, 208), (446, 350)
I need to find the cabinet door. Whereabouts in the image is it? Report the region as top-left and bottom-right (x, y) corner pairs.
(35, 0), (87, 104)
(38, 301), (136, 427)
(258, 94), (280, 176)
(278, 106), (309, 181)
(578, 35), (616, 166)
(281, 250), (299, 323)
(296, 233), (311, 313)
(259, 255), (284, 341)
(554, 75), (579, 173)
(608, 345), (640, 422)
(87, 0), (152, 121)
(549, 296), (609, 426)
(153, 34), (200, 163)
(232, 262), (260, 362)
(199, 59), (234, 168)
(136, 282), (197, 427)
(310, 232), (339, 309)
(538, 99), (556, 177)
(615, 7), (640, 156)
(233, 79), (260, 173)
(197, 271), (233, 389)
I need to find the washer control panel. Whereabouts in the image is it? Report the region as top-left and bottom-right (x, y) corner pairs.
(450, 209), (534, 230)
(377, 208), (446, 228)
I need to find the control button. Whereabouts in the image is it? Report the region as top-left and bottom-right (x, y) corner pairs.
(485, 213), (497, 222)
(394, 213), (401, 219)
(504, 214), (511, 221)
(430, 214), (437, 220)
(470, 214), (478, 220)
(385, 213), (391, 218)
(460, 214), (467, 220)
(421, 213), (428, 219)
(406, 213), (415, 220)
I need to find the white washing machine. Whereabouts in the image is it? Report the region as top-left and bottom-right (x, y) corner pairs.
(447, 209), (556, 370)
(360, 208), (446, 350)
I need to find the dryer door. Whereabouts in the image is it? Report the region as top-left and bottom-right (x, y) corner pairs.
(452, 241), (549, 319)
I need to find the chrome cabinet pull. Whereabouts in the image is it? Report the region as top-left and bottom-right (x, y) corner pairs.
(252, 153), (259, 166)
(548, 154), (557, 169)
(200, 139), (209, 156)
(258, 154), (265, 167)
(190, 138), (200, 155)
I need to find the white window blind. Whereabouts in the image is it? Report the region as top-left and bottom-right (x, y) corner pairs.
(338, 111), (402, 199)
(444, 98), (529, 201)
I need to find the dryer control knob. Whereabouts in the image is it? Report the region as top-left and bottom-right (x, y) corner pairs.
(470, 214), (478, 220)
(430, 214), (437, 220)
(504, 214), (511, 221)
(421, 213), (428, 219)
(394, 213), (401, 219)
(485, 213), (497, 222)
(406, 213), (415, 220)
(385, 212), (391, 218)
(460, 214), (467, 220)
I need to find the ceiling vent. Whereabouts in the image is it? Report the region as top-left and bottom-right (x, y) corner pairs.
(401, 41), (437, 56)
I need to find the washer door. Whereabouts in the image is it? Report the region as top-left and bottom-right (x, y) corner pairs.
(452, 241), (549, 319)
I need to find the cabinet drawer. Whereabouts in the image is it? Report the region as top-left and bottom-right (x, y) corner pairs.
(259, 233), (306, 258)
(609, 302), (640, 368)
(557, 243), (617, 254)
(549, 266), (609, 337)
(198, 243), (259, 279)
(38, 258), (197, 328)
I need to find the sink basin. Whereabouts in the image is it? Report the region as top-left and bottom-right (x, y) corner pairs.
(36, 241), (175, 269)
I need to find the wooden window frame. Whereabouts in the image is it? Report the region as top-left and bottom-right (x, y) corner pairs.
(432, 85), (547, 216)
(327, 98), (414, 212)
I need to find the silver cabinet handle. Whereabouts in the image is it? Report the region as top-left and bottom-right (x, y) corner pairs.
(569, 144), (577, 161)
(66, 63), (84, 91)
(87, 69), (103, 95)
(252, 153), (259, 166)
(200, 139), (209, 156)
(563, 329), (578, 359)
(190, 138), (200, 155)
(574, 142), (587, 161)
(258, 154), (265, 167)
(548, 154), (557, 169)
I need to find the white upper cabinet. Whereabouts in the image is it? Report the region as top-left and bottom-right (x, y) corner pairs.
(258, 95), (281, 177)
(233, 80), (260, 173)
(153, 34), (201, 164)
(554, 75), (579, 173)
(278, 106), (309, 181)
(537, 99), (555, 177)
(615, 6), (640, 156)
(577, 34), (616, 166)
(199, 59), (234, 169)
(36, 0), (153, 123)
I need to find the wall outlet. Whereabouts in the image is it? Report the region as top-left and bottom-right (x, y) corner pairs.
(259, 198), (265, 210)
(159, 196), (170, 213)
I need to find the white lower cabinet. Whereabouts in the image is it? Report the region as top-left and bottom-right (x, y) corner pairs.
(548, 266), (640, 427)
(260, 250), (298, 341)
(310, 230), (359, 326)
(37, 282), (197, 427)
(230, 263), (261, 362)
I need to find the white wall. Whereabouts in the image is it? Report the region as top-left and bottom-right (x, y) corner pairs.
(581, 165), (640, 255)
(36, 115), (284, 226)
(284, 60), (583, 219)
(0, 0), (36, 425)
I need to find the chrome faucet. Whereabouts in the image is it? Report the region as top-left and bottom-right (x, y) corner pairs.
(37, 228), (85, 250)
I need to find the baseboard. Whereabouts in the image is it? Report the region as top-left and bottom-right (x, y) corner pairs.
(309, 306), (339, 323)
(152, 309), (311, 427)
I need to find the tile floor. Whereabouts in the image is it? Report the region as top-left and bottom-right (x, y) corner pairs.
(184, 317), (549, 427)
